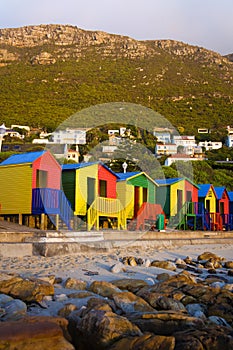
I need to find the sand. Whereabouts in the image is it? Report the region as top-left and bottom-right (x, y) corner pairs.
(1, 242), (233, 284)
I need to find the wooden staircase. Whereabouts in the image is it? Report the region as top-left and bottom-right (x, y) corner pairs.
(32, 188), (73, 230)
(87, 197), (126, 231)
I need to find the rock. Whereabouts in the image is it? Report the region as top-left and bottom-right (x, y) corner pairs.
(208, 294), (233, 325)
(181, 295), (197, 306)
(113, 291), (155, 313)
(128, 311), (204, 335)
(75, 304), (142, 349)
(0, 273), (54, 303)
(143, 258), (151, 267)
(225, 261), (233, 269)
(110, 278), (149, 293)
(68, 291), (94, 299)
(208, 315), (232, 328)
(110, 262), (126, 273)
(128, 256), (138, 266)
(54, 294), (69, 302)
(210, 281), (225, 289)
(0, 293), (14, 305)
(2, 299), (27, 321)
(151, 260), (176, 271)
(223, 284), (233, 291)
(186, 303), (206, 319)
(85, 297), (116, 313)
(64, 277), (87, 290)
(109, 333), (175, 350)
(197, 252), (222, 261)
(156, 273), (170, 281)
(175, 258), (187, 265)
(174, 326), (233, 350)
(89, 280), (122, 298)
(0, 316), (74, 349)
(36, 274), (56, 285)
(31, 51), (56, 65)
(58, 303), (78, 318)
(228, 270), (233, 276)
(155, 296), (186, 312)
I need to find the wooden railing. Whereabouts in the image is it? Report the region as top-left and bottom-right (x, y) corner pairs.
(32, 188), (73, 230)
(87, 196), (126, 231)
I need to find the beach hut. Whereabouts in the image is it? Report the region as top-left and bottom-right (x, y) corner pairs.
(155, 178), (185, 218)
(116, 171), (164, 230)
(198, 184), (221, 230)
(215, 187), (230, 229)
(0, 150), (72, 229)
(62, 162), (126, 230)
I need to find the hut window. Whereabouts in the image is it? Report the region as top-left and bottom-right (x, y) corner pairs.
(36, 170), (48, 188)
(99, 180), (107, 197)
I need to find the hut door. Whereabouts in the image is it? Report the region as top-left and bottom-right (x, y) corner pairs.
(220, 202), (224, 215)
(186, 191), (192, 202)
(206, 199), (210, 213)
(143, 188), (148, 203)
(87, 177), (96, 208)
(177, 190), (183, 212)
(134, 186), (140, 216)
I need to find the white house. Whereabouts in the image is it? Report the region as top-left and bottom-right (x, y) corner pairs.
(172, 135), (197, 155)
(153, 131), (171, 144)
(51, 128), (87, 145)
(198, 141), (222, 151)
(165, 153), (201, 166)
(155, 143), (177, 156)
(226, 135), (233, 147)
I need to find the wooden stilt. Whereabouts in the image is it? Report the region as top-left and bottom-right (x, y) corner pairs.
(40, 213), (45, 230)
(55, 214), (59, 230)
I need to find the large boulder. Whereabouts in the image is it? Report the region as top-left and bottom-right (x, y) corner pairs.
(197, 252), (223, 261)
(74, 304), (142, 349)
(174, 326), (233, 350)
(110, 278), (149, 293)
(128, 311), (204, 335)
(0, 316), (74, 350)
(151, 260), (177, 271)
(0, 273), (54, 303)
(64, 278), (87, 290)
(1, 298), (27, 321)
(89, 280), (122, 298)
(109, 333), (175, 350)
(113, 291), (155, 313)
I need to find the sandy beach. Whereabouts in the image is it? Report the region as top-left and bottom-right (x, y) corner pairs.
(1, 242), (233, 283)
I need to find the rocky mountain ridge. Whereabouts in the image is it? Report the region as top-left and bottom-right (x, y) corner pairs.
(0, 24), (230, 66)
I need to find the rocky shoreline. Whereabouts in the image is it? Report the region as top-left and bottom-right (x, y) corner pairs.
(1, 249), (233, 349)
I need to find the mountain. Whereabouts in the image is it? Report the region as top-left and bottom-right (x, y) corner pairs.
(0, 24), (232, 134)
(225, 53), (233, 62)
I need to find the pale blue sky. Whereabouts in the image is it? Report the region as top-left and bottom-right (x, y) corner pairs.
(0, 0), (232, 54)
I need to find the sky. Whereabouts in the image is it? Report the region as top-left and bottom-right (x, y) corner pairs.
(0, 0), (232, 55)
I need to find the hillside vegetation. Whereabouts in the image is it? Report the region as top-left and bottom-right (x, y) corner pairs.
(0, 24), (232, 134)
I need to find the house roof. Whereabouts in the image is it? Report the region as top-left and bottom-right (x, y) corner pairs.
(0, 151), (46, 166)
(62, 161), (120, 178)
(62, 162), (97, 170)
(155, 177), (183, 186)
(116, 172), (140, 181)
(228, 191), (233, 202)
(214, 187), (226, 200)
(198, 184), (216, 198)
(116, 171), (158, 186)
